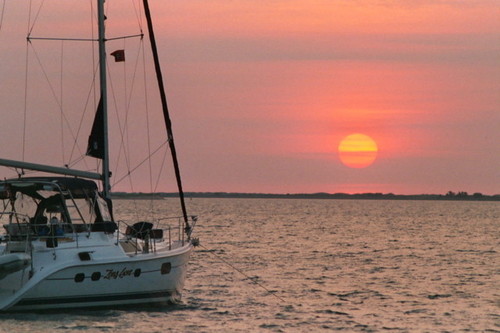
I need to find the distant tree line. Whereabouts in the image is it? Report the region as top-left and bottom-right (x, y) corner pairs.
(445, 191), (492, 199)
(112, 191), (500, 201)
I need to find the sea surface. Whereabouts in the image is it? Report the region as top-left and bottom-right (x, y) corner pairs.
(0, 198), (498, 332)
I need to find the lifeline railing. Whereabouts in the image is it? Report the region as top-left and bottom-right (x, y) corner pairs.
(115, 215), (191, 255)
(1, 214), (197, 256)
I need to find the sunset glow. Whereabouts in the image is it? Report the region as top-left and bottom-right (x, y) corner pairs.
(0, 1), (498, 194)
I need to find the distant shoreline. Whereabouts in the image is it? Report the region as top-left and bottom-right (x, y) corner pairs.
(111, 192), (500, 201)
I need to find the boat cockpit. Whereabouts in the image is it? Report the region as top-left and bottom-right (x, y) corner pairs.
(0, 177), (116, 242)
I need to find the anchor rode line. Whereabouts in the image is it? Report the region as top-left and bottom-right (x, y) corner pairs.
(199, 244), (287, 304)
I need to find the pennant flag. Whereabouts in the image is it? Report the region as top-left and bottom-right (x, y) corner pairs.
(111, 49), (125, 62)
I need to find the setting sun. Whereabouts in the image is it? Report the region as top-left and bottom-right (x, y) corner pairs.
(338, 134), (378, 168)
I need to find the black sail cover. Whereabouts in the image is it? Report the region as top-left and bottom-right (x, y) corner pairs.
(86, 97), (104, 159)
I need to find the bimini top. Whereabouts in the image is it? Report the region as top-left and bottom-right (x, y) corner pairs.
(0, 177), (99, 199)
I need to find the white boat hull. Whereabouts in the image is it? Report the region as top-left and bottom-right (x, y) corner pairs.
(0, 233), (192, 311)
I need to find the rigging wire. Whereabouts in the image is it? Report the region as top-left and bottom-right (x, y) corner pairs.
(22, 0), (35, 161)
(142, 45), (153, 194)
(198, 243), (287, 304)
(90, 0), (101, 179)
(105, 32), (148, 219)
(105, 1), (167, 219)
(141, 7), (166, 196)
(114, 37), (141, 217)
(122, 38), (148, 196)
(90, 0), (97, 117)
(107, 54), (134, 193)
(0, 0), (5, 32)
(27, 0), (45, 37)
(152, 137), (170, 193)
(59, 40), (65, 165)
(23, 38), (95, 173)
(28, 44), (88, 161)
(132, 0), (144, 33)
(29, 45), (62, 109)
(67, 63), (99, 171)
(22, 0), (47, 161)
(121, 39), (130, 183)
(112, 140), (169, 188)
(107, 34), (157, 188)
(139, 26), (156, 218)
(22, 1), (91, 170)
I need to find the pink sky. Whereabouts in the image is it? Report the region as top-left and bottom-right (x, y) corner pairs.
(0, 1), (499, 195)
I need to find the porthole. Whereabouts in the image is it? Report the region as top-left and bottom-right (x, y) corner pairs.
(74, 273), (85, 282)
(78, 252), (91, 261)
(134, 268), (141, 277)
(161, 263), (171, 275)
(91, 272), (101, 281)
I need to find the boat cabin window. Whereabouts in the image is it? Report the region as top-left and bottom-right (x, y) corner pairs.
(65, 197), (97, 225)
(1, 192), (38, 224)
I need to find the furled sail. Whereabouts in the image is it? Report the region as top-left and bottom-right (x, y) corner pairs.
(86, 97), (104, 159)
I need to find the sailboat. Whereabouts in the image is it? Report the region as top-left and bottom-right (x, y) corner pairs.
(0, 1), (196, 311)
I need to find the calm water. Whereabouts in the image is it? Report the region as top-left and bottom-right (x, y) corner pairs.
(0, 198), (498, 332)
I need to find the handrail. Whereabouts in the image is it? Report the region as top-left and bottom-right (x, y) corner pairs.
(2, 218), (187, 255)
(116, 218), (186, 254)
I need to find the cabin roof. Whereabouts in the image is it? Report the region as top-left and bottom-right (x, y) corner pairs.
(1, 177), (98, 198)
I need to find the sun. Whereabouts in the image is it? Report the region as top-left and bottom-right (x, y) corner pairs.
(338, 133), (378, 168)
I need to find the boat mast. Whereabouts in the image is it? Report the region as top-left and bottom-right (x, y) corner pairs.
(142, 0), (190, 234)
(97, 0), (111, 199)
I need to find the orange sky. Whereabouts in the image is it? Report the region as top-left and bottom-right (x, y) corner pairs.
(0, 0), (499, 194)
